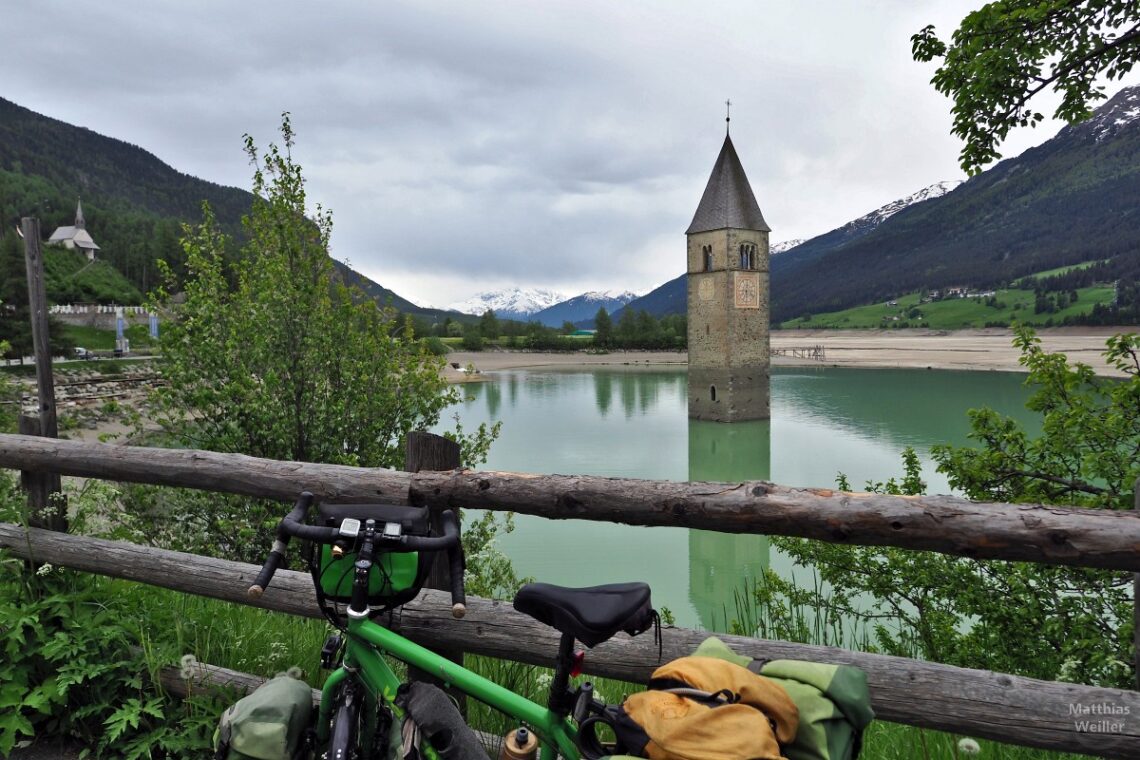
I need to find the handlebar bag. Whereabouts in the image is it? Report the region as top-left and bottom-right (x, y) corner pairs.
(312, 502), (433, 609)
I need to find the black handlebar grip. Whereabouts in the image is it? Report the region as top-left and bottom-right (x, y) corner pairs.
(281, 491), (315, 535)
(442, 510), (467, 618)
(249, 492), (316, 598)
(280, 491), (342, 542)
(248, 545), (285, 598)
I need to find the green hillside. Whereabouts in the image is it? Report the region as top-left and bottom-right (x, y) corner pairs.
(44, 247), (142, 304)
(779, 284), (1116, 330)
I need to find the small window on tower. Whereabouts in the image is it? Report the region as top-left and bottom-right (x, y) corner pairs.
(703, 246), (713, 271)
(740, 244), (752, 270)
(710, 385), (717, 402)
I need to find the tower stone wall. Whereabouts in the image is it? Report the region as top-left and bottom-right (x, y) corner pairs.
(685, 136), (771, 421)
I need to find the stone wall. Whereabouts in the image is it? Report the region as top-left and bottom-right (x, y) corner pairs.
(686, 229), (771, 421)
(48, 305), (152, 331)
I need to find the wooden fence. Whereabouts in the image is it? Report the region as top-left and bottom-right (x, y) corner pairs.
(0, 433), (1138, 757)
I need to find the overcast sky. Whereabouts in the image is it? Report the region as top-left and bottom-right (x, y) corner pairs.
(4, 1), (1133, 308)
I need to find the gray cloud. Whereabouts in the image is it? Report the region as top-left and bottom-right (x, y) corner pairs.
(3, 0), (1123, 307)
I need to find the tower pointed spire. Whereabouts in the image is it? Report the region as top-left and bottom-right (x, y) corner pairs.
(75, 198), (85, 230)
(686, 133), (769, 234)
(725, 99), (731, 136)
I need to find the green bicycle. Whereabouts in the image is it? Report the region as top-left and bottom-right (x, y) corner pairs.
(248, 492), (660, 759)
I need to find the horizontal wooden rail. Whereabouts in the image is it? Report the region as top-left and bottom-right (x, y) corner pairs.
(1, 433), (1139, 570)
(1, 522), (1135, 758)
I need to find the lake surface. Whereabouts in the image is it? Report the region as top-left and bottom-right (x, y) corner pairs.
(444, 366), (1038, 630)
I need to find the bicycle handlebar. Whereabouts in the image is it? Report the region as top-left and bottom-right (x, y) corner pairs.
(247, 492), (467, 617)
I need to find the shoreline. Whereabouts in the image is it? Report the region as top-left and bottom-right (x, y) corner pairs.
(444, 326), (1136, 380)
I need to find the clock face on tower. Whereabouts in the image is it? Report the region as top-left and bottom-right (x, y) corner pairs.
(734, 272), (760, 309)
(699, 278), (714, 301)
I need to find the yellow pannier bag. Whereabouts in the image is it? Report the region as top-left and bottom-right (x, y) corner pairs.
(617, 655), (799, 760)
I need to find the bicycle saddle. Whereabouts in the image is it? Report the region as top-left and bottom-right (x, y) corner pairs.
(513, 581), (655, 647)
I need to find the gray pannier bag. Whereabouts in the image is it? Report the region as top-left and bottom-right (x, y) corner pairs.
(394, 681), (485, 760)
(214, 674), (314, 760)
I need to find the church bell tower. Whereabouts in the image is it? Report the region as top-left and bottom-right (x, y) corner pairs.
(686, 122), (771, 421)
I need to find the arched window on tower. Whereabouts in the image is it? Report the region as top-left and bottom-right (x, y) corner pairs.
(703, 245), (713, 271)
(739, 243), (755, 270)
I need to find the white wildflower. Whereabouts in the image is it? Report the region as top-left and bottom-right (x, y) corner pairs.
(35, 563), (53, 576)
(957, 737), (981, 755)
(179, 654), (199, 680)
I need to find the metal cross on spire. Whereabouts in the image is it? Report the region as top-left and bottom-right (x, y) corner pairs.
(725, 99), (732, 134)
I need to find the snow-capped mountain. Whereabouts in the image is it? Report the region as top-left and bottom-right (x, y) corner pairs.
(770, 239), (804, 255)
(858, 180), (963, 228)
(1078, 86), (1140, 142)
(531, 289), (640, 327)
(447, 287), (565, 321)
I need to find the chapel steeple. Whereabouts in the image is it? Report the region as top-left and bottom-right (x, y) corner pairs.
(75, 198), (86, 229)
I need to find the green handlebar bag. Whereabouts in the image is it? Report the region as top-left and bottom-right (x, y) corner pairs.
(214, 674), (314, 760)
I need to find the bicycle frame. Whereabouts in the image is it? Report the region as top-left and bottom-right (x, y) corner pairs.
(317, 613), (582, 760)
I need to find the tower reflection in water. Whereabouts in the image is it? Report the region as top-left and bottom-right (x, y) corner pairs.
(687, 419), (771, 632)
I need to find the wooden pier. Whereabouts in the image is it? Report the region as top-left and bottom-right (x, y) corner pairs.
(771, 344), (826, 360)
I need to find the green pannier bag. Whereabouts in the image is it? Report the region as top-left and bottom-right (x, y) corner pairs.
(214, 674), (314, 760)
(693, 637), (874, 760)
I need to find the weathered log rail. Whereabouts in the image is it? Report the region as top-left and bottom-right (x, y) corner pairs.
(1, 523), (1135, 758)
(0, 433), (1138, 571)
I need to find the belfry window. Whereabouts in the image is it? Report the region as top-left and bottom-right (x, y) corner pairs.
(739, 243), (757, 269)
(703, 245), (713, 271)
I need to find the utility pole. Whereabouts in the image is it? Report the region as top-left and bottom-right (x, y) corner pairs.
(19, 218), (65, 531)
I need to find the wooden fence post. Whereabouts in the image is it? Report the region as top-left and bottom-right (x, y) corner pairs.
(404, 430), (464, 709)
(19, 218), (65, 532)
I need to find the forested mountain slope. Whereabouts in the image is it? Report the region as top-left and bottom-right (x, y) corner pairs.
(771, 87), (1140, 321)
(0, 96), (443, 316)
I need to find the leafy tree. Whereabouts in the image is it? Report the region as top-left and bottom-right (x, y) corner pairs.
(461, 322), (484, 351)
(616, 308), (638, 344)
(561, 321), (577, 335)
(635, 309), (660, 344)
(479, 309), (499, 341)
(149, 114), (497, 469)
(913, 0), (1140, 172)
(594, 307), (613, 347)
(937, 326), (1139, 508)
(768, 326), (1139, 687)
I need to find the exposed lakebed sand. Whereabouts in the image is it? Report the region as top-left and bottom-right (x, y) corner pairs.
(445, 327), (1136, 380)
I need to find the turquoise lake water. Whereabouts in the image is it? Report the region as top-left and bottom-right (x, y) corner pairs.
(443, 366), (1037, 629)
